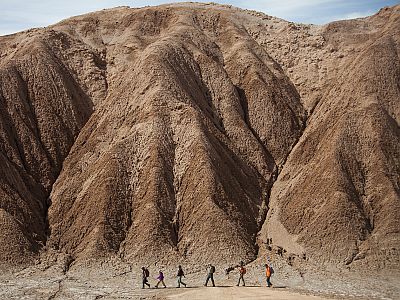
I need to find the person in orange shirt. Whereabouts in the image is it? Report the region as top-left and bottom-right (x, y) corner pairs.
(265, 263), (274, 287)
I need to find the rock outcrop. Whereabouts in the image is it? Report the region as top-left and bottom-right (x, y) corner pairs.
(0, 3), (398, 270)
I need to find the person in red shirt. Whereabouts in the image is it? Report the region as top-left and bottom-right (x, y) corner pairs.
(236, 262), (246, 286)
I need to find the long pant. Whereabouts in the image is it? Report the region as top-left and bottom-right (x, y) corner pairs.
(155, 280), (166, 288)
(266, 276), (272, 287)
(237, 274), (245, 286)
(142, 278), (150, 288)
(205, 273), (215, 286)
(177, 276), (186, 287)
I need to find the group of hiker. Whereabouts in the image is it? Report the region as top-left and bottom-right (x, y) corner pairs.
(234, 261), (274, 287)
(140, 262), (274, 288)
(141, 265), (186, 289)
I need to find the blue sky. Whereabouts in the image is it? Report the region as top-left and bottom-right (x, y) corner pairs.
(0, 0), (398, 36)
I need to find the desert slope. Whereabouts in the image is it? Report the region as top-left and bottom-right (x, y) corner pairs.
(0, 2), (398, 275)
(261, 5), (400, 268)
(0, 31), (106, 263)
(46, 5), (305, 265)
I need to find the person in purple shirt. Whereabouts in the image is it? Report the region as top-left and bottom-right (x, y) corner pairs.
(155, 270), (167, 288)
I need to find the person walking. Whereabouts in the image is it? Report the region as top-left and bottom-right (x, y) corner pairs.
(155, 270), (167, 288)
(141, 267), (150, 289)
(265, 263), (274, 287)
(177, 265), (187, 288)
(236, 262), (246, 286)
(204, 264), (216, 287)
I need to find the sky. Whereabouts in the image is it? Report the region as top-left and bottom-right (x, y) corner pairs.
(0, 0), (398, 36)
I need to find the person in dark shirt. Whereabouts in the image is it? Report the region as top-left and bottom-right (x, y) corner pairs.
(141, 267), (150, 289)
(177, 265), (187, 288)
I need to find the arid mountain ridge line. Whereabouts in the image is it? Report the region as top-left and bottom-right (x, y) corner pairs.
(0, 2), (399, 270)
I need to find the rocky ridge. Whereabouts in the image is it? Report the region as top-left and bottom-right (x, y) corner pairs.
(0, 2), (399, 278)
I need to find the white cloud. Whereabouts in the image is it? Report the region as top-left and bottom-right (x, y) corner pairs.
(235, 0), (345, 15)
(341, 11), (375, 19)
(315, 10), (375, 24)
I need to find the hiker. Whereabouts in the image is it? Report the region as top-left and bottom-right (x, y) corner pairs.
(265, 263), (274, 287)
(177, 265), (187, 288)
(236, 262), (246, 286)
(204, 264), (216, 287)
(155, 270), (167, 288)
(141, 267), (150, 289)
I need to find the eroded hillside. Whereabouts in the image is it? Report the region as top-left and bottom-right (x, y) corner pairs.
(0, 3), (398, 272)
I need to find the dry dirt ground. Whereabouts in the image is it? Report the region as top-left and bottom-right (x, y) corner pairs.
(0, 273), (353, 300)
(162, 287), (334, 300)
(1, 258), (398, 300)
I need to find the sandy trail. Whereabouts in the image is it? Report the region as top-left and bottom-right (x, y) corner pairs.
(164, 286), (331, 300)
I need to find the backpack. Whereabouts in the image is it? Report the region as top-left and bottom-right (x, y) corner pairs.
(240, 267), (246, 275)
(266, 265), (271, 277)
(210, 265), (215, 273)
(145, 268), (150, 277)
(270, 266), (274, 275)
